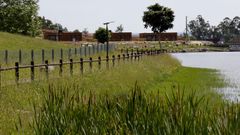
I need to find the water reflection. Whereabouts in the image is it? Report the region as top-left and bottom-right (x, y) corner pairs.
(172, 52), (240, 102)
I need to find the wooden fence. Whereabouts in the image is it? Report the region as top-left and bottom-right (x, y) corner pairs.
(0, 49), (161, 85)
(0, 44), (116, 65)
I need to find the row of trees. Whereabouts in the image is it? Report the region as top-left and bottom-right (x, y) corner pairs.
(188, 15), (240, 43)
(0, 0), (175, 45)
(40, 17), (68, 32)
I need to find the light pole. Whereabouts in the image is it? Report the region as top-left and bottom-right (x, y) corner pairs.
(103, 21), (114, 58)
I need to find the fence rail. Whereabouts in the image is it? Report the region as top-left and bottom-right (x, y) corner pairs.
(0, 49), (161, 86)
(0, 44), (116, 65)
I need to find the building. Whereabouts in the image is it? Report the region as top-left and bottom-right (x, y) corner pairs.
(43, 30), (82, 41)
(110, 32), (132, 41)
(139, 32), (177, 41)
(228, 36), (240, 51)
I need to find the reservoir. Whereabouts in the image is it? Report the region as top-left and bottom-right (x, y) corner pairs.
(172, 52), (240, 102)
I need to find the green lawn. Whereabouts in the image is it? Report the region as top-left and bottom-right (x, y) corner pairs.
(0, 32), (112, 66)
(0, 32), (72, 50)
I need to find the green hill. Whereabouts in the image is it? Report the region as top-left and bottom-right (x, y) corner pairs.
(0, 32), (72, 50)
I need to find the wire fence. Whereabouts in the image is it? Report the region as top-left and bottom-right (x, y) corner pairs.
(0, 49), (161, 87)
(0, 44), (116, 66)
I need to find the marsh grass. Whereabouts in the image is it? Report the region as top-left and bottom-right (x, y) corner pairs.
(0, 54), (226, 134)
(28, 83), (240, 135)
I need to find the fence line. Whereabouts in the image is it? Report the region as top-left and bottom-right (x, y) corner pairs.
(0, 44), (116, 65)
(0, 49), (161, 86)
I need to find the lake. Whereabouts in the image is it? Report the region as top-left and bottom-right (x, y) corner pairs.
(172, 52), (240, 102)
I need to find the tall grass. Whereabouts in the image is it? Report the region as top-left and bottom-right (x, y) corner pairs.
(28, 83), (240, 135)
(0, 54), (225, 134)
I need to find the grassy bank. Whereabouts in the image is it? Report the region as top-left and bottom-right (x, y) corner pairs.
(0, 32), (71, 50)
(0, 54), (226, 134)
(116, 41), (229, 53)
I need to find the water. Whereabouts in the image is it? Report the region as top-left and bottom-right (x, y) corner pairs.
(172, 52), (240, 102)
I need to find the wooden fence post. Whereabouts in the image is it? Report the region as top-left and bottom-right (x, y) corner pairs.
(117, 54), (121, 64)
(45, 60), (48, 80)
(98, 56), (101, 70)
(51, 49), (54, 63)
(59, 59), (63, 76)
(31, 61), (34, 81)
(19, 49), (22, 64)
(80, 58), (83, 75)
(127, 53), (130, 61)
(42, 49), (45, 64)
(112, 55), (115, 67)
(5, 50), (8, 64)
(89, 57), (93, 72)
(70, 59), (73, 76)
(134, 53), (137, 60)
(137, 52), (140, 61)
(15, 62), (19, 84)
(130, 53), (133, 61)
(31, 50), (34, 61)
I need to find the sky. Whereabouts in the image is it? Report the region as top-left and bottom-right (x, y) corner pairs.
(38, 0), (240, 33)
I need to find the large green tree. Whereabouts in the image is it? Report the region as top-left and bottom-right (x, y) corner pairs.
(0, 0), (40, 36)
(188, 15), (211, 40)
(94, 27), (109, 44)
(143, 3), (174, 43)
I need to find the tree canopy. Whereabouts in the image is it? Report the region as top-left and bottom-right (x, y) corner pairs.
(94, 27), (109, 44)
(188, 15), (210, 40)
(188, 15), (240, 43)
(40, 16), (68, 32)
(0, 0), (40, 36)
(115, 24), (124, 33)
(142, 3), (174, 33)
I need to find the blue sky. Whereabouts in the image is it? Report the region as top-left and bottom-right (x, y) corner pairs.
(38, 0), (240, 33)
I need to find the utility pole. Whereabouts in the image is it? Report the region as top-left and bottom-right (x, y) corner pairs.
(186, 16), (189, 43)
(103, 21), (114, 58)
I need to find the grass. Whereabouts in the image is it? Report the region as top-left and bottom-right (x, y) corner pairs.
(27, 84), (240, 135)
(0, 32), (71, 50)
(115, 41), (229, 53)
(0, 32), (232, 134)
(0, 32), (114, 65)
(0, 54), (226, 134)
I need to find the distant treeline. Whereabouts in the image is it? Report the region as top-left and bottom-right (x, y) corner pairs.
(188, 15), (240, 43)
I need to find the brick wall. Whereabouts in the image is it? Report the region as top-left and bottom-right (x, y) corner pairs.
(43, 30), (82, 41)
(139, 33), (177, 41)
(110, 32), (132, 41)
